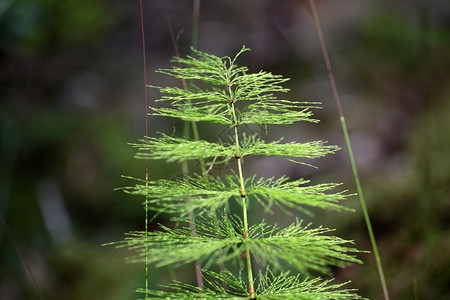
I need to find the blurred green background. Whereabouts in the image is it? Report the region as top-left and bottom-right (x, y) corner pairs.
(1, 0), (449, 299)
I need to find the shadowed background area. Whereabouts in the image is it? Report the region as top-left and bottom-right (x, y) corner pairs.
(1, 0), (449, 299)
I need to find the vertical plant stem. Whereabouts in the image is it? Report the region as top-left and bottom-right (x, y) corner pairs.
(161, 0), (204, 289)
(138, 0), (149, 295)
(309, 1), (390, 299)
(341, 117), (389, 295)
(229, 85), (255, 298)
(191, 0), (201, 51)
(161, 0), (206, 175)
(235, 124), (255, 299)
(187, 1), (205, 288)
(188, 0), (206, 174)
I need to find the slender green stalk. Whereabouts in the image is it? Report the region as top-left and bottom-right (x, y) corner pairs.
(187, 0), (205, 289)
(161, 0), (205, 289)
(191, 0), (201, 51)
(309, 1), (390, 299)
(234, 118), (255, 299)
(242, 197), (255, 298)
(138, 0), (149, 295)
(229, 85), (255, 298)
(188, 0), (206, 174)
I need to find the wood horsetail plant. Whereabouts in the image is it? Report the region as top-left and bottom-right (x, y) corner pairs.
(109, 47), (365, 299)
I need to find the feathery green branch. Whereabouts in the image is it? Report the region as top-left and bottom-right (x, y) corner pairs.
(108, 215), (362, 275)
(151, 47), (322, 127)
(246, 176), (351, 214)
(131, 133), (231, 162)
(132, 133), (339, 166)
(246, 220), (362, 274)
(137, 268), (365, 299)
(122, 175), (238, 214)
(122, 174), (350, 215)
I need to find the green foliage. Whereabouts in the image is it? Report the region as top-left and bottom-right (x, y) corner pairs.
(122, 175), (350, 215)
(150, 48), (320, 126)
(136, 269), (365, 299)
(132, 133), (339, 165)
(246, 220), (361, 274)
(108, 214), (361, 273)
(111, 47), (362, 299)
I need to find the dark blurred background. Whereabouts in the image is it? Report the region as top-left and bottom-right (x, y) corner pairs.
(1, 0), (449, 299)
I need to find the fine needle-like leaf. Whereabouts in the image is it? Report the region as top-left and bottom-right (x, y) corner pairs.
(246, 220), (363, 275)
(151, 47), (323, 127)
(240, 134), (340, 162)
(131, 133), (340, 167)
(131, 133), (233, 162)
(121, 174), (350, 215)
(107, 213), (244, 269)
(112, 46), (364, 299)
(122, 175), (240, 214)
(246, 176), (351, 215)
(107, 214), (362, 276)
(137, 268), (366, 299)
